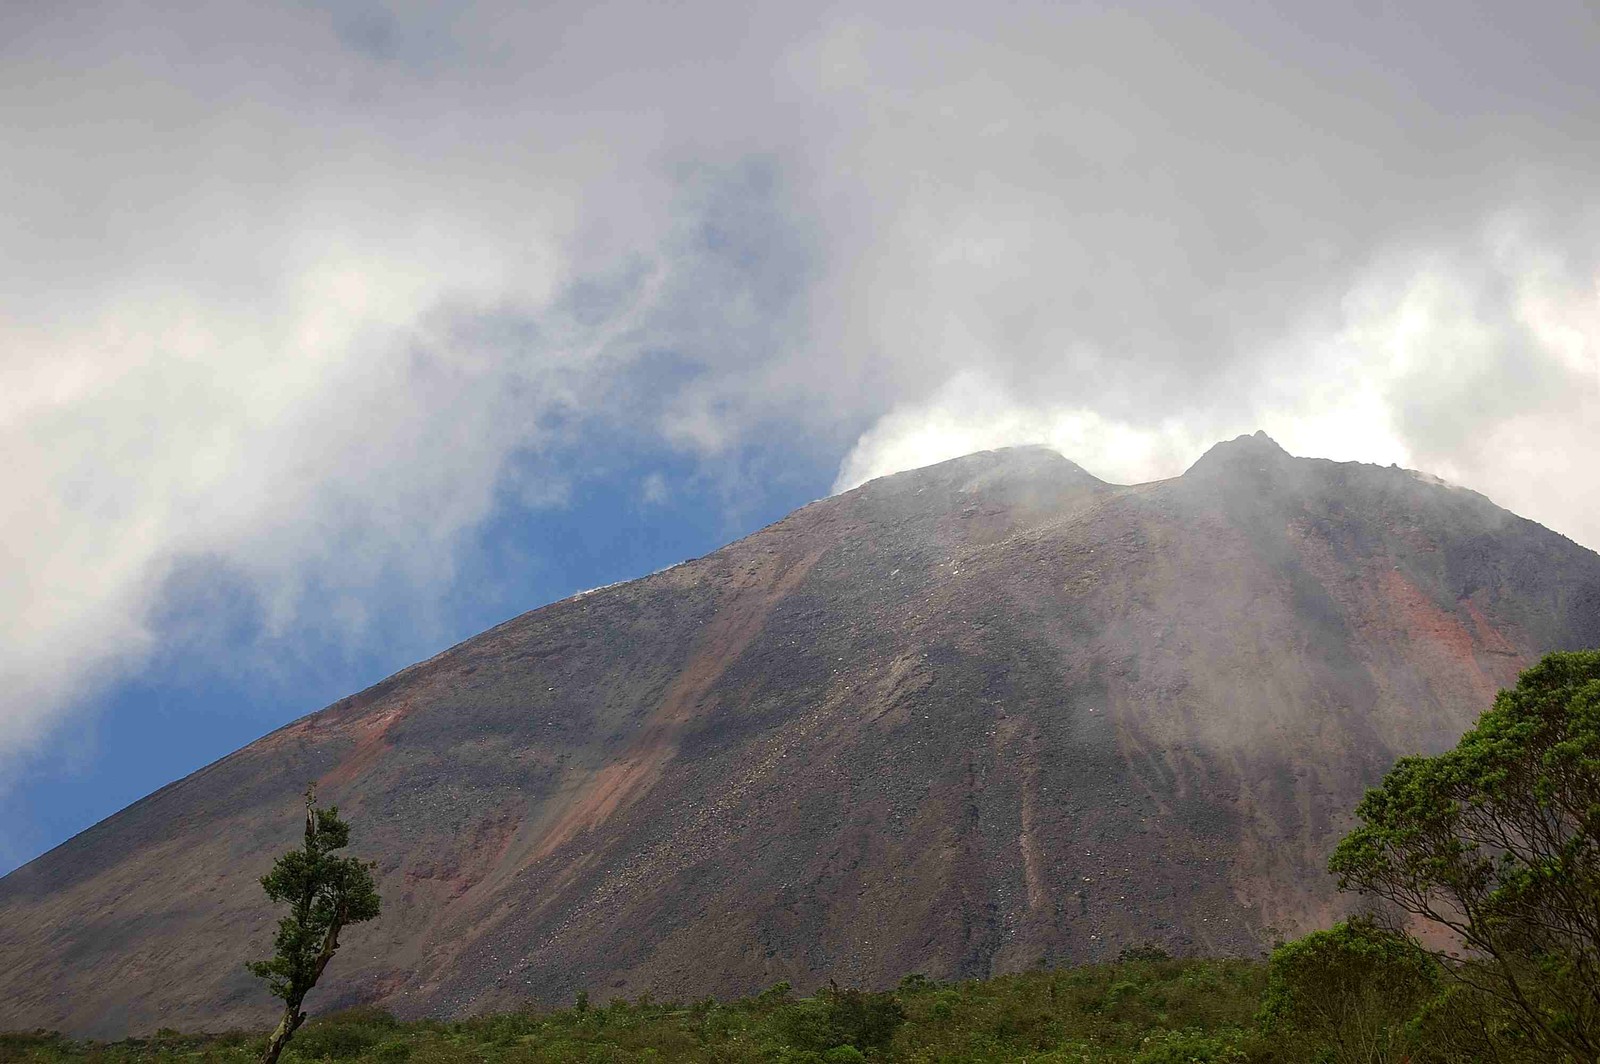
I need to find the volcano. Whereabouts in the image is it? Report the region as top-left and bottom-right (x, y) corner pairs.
(4, 433), (1599, 1037)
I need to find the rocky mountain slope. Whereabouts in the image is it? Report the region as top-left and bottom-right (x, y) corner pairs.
(4, 433), (1598, 1037)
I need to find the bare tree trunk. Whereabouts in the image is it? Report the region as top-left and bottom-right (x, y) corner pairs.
(260, 1001), (305, 1064)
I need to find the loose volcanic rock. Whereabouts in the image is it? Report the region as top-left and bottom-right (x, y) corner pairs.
(4, 437), (1598, 1036)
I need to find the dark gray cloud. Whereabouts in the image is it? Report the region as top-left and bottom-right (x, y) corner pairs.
(3, 0), (1597, 762)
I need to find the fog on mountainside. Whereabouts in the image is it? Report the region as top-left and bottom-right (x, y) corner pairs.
(3, 436), (1599, 1037)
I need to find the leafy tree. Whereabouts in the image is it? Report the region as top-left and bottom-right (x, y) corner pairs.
(1257, 918), (1438, 1063)
(776, 981), (905, 1054)
(1118, 944), (1173, 964)
(249, 788), (381, 1064)
(1329, 650), (1600, 1061)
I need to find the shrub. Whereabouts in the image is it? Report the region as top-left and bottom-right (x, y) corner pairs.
(286, 1023), (380, 1060)
(776, 983), (906, 1054)
(372, 1039), (413, 1063)
(756, 981), (795, 1007)
(822, 1047), (867, 1063)
(1258, 919), (1437, 1064)
(897, 973), (933, 994)
(1133, 1027), (1248, 1063)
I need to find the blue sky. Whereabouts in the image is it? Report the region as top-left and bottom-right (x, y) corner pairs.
(0, 443), (831, 872)
(4, 0), (1599, 872)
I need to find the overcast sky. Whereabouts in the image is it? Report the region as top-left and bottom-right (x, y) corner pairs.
(3, 0), (1598, 870)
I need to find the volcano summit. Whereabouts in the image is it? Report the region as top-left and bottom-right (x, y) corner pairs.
(4, 434), (1598, 1036)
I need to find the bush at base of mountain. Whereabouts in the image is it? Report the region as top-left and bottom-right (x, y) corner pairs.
(4, 947), (1573, 1063)
(1257, 919), (1438, 1064)
(773, 982), (904, 1055)
(0, 958), (1269, 1062)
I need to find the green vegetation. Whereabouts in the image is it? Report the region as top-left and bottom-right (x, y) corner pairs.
(250, 789), (381, 1064)
(7, 652), (1599, 1062)
(1330, 648), (1600, 1061)
(0, 956), (1271, 1063)
(1256, 919), (1436, 1063)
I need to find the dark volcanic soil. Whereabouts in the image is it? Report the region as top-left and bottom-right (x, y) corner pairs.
(4, 434), (1598, 1037)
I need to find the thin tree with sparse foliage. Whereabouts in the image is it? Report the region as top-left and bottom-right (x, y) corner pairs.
(250, 787), (380, 1064)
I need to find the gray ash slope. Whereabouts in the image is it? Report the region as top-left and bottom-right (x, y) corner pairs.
(4, 434), (1598, 1036)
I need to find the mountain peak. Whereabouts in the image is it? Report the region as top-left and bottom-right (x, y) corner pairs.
(1210, 429), (1288, 457)
(830, 444), (1108, 546)
(1182, 429), (1291, 480)
(846, 444), (1105, 499)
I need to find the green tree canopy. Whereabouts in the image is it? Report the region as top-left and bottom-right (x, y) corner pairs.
(1329, 649), (1600, 1061)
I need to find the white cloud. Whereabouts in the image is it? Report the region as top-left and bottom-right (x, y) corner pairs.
(4, 0), (1600, 781)
(0, 31), (807, 767)
(836, 216), (1600, 554)
(1, 240), (565, 757)
(832, 372), (1209, 491)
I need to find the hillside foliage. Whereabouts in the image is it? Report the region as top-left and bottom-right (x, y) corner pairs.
(0, 956), (1269, 1063)
(13, 941), (1600, 1062)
